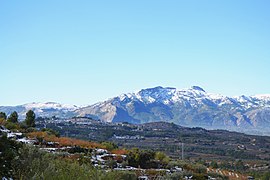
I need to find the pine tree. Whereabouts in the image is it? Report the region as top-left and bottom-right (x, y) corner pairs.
(7, 111), (18, 123)
(25, 110), (36, 127)
(0, 112), (7, 120)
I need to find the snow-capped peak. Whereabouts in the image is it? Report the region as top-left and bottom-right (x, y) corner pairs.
(110, 86), (270, 109)
(252, 94), (270, 100)
(112, 86), (208, 105)
(23, 102), (78, 111)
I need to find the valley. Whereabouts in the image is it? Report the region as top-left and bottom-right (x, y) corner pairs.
(37, 117), (270, 164)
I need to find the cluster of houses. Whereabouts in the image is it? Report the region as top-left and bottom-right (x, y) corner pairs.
(112, 134), (144, 140)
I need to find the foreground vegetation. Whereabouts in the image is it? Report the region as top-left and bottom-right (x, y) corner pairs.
(0, 131), (215, 179)
(1, 135), (269, 179)
(0, 137), (136, 179)
(1, 112), (270, 179)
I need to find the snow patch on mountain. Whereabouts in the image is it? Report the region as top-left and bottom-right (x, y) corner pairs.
(23, 102), (78, 111)
(108, 86), (270, 110)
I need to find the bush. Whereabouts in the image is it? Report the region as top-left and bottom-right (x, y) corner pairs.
(101, 141), (118, 151)
(10, 144), (135, 180)
(127, 149), (157, 169)
(193, 163), (207, 174)
(5, 121), (20, 131)
(19, 122), (28, 130)
(192, 173), (208, 180)
(106, 159), (117, 169)
(41, 128), (60, 137)
(25, 127), (37, 133)
(164, 172), (184, 180)
(0, 118), (6, 125)
(155, 151), (170, 167)
(100, 171), (137, 180)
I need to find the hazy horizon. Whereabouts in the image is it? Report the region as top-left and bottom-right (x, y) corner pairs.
(1, 85), (270, 106)
(1, 1), (270, 106)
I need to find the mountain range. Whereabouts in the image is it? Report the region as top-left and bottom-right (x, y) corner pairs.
(0, 102), (78, 119)
(1, 86), (270, 135)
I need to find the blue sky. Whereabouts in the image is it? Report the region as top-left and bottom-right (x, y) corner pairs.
(1, 0), (270, 106)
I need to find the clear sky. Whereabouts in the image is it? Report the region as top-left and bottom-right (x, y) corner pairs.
(1, 0), (270, 106)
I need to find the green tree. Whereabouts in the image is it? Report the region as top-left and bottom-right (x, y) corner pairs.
(0, 134), (22, 177)
(127, 149), (156, 169)
(101, 141), (118, 151)
(7, 111), (18, 123)
(41, 128), (60, 137)
(210, 161), (218, 169)
(155, 152), (170, 162)
(25, 110), (36, 127)
(0, 112), (7, 120)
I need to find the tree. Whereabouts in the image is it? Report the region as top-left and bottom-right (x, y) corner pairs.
(127, 149), (156, 169)
(101, 141), (118, 151)
(7, 111), (18, 123)
(210, 161), (218, 169)
(0, 112), (7, 120)
(0, 135), (21, 177)
(25, 110), (36, 127)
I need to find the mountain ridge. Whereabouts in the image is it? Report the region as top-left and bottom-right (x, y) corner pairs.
(1, 86), (270, 135)
(77, 86), (270, 135)
(0, 102), (78, 119)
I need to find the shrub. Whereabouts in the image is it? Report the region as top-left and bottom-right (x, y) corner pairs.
(100, 171), (137, 180)
(27, 131), (105, 149)
(101, 141), (118, 151)
(111, 149), (128, 155)
(5, 121), (20, 131)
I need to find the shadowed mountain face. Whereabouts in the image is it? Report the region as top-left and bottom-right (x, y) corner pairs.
(1, 86), (270, 135)
(77, 86), (270, 135)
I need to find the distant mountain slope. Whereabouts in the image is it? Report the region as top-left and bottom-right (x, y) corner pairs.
(0, 102), (78, 119)
(77, 86), (270, 135)
(1, 86), (270, 135)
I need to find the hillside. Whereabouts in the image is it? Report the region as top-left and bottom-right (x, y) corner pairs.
(39, 118), (270, 163)
(2, 120), (260, 180)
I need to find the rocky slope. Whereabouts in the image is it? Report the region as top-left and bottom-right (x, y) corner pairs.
(77, 86), (270, 135)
